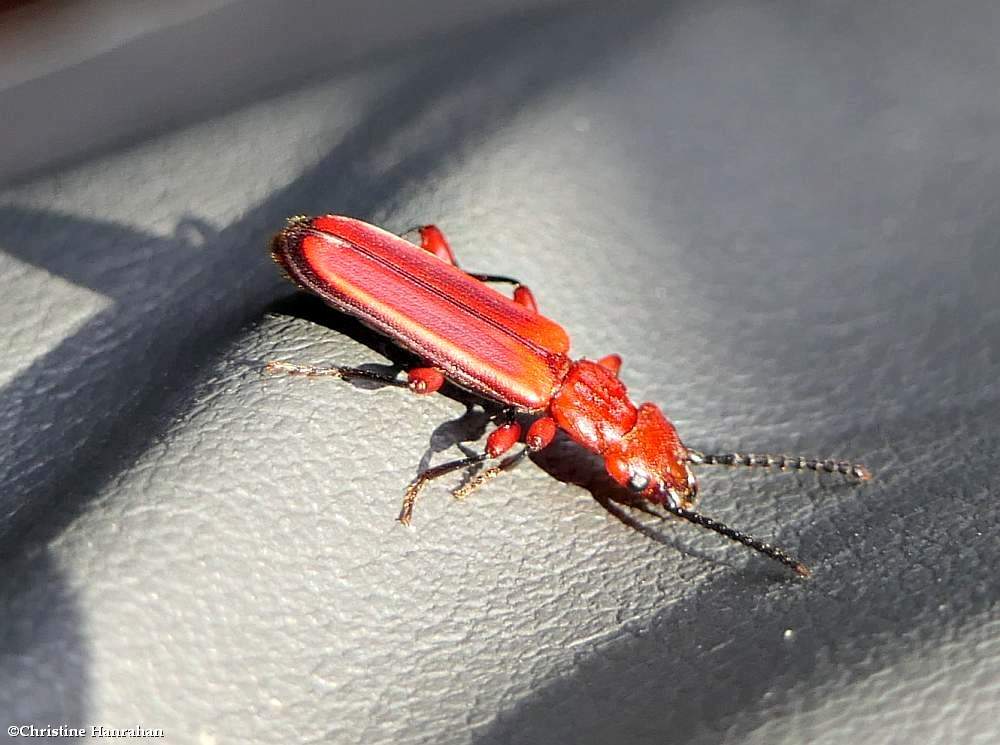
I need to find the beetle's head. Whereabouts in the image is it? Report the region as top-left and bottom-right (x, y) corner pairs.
(603, 403), (697, 509)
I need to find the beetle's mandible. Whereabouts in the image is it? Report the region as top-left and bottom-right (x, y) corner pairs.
(266, 215), (871, 577)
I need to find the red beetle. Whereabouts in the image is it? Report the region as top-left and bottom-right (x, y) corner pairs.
(268, 215), (871, 577)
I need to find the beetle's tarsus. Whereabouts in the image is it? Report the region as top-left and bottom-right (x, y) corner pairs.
(265, 360), (408, 388)
(453, 467), (501, 500)
(397, 493), (417, 526)
(265, 360), (344, 378)
(400, 452), (492, 523)
(452, 447), (530, 500)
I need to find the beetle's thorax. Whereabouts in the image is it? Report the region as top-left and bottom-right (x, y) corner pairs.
(549, 359), (696, 506)
(550, 360), (637, 452)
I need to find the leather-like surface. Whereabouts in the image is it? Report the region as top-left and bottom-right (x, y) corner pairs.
(1, 1), (998, 743)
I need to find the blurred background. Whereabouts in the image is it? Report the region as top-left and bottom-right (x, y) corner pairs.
(0, 1), (997, 744)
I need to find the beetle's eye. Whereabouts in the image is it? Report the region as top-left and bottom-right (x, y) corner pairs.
(627, 470), (650, 492)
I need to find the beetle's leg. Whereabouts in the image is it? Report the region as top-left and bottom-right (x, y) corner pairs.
(398, 451), (491, 525)
(513, 286), (537, 311)
(264, 360), (407, 388)
(399, 225), (539, 311)
(467, 274), (539, 312)
(596, 354), (622, 377)
(406, 367), (445, 395)
(507, 283), (538, 312)
(265, 360), (448, 397)
(400, 224), (458, 265)
(452, 447), (531, 500)
(399, 410), (522, 522)
(451, 416), (522, 501)
(452, 415), (557, 500)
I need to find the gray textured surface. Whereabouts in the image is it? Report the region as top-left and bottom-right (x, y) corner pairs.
(1, 1), (999, 743)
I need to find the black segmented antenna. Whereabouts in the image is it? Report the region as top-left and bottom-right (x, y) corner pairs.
(687, 449), (871, 481)
(662, 502), (811, 577)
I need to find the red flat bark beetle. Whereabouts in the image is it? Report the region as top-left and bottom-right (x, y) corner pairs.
(267, 215), (871, 576)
